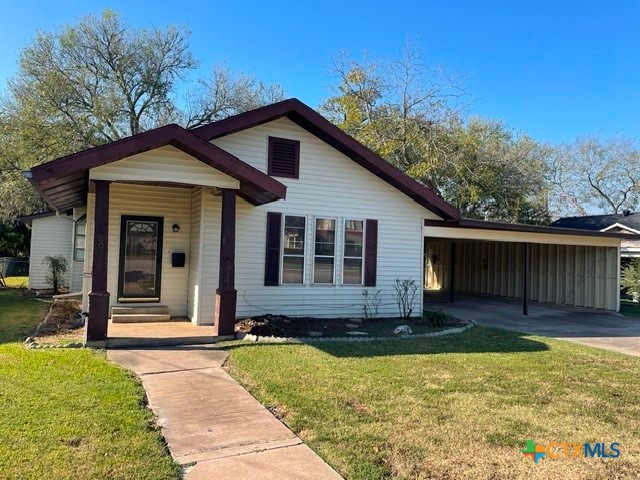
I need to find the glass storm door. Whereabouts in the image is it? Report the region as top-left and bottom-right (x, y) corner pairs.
(118, 216), (164, 301)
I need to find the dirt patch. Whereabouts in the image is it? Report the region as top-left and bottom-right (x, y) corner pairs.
(35, 299), (83, 337)
(235, 314), (362, 337)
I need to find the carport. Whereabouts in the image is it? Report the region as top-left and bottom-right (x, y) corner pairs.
(423, 219), (625, 314)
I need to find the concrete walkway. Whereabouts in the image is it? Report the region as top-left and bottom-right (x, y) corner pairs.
(108, 345), (342, 479)
(427, 294), (640, 356)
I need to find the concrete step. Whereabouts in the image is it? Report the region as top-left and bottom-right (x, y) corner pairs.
(111, 305), (169, 315)
(111, 313), (172, 323)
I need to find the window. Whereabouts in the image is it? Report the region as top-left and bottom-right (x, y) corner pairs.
(74, 215), (86, 261)
(314, 218), (336, 284)
(343, 219), (364, 284)
(282, 215), (306, 283)
(268, 137), (300, 178)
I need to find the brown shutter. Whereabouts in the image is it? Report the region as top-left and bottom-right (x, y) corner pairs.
(264, 212), (282, 286)
(364, 219), (378, 287)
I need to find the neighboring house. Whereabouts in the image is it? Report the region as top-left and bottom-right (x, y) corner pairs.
(551, 212), (640, 261)
(18, 210), (86, 291)
(24, 99), (630, 343)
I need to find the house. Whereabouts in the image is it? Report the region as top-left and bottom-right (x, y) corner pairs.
(25, 99), (630, 344)
(18, 210), (85, 291)
(551, 212), (640, 262)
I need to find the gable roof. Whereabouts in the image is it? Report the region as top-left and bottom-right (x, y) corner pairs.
(29, 124), (287, 211)
(551, 212), (640, 232)
(192, 98), (460, 221)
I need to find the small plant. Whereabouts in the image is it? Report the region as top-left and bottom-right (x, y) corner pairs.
(392, 278), (419, 319)
(622, 259), (640, 302)
(42, 255), (68, 295)
(362, 288), (382, 319)
(422, 310), (449, 328)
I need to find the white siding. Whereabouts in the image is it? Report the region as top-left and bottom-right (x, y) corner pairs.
(199, 190), (221, 325)
(211, 117), (441, 318)
(89, 145), (240, 189)
(29, 215), (73, 289)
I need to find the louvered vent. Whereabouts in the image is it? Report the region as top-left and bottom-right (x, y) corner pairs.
(268, 137), (300, 178)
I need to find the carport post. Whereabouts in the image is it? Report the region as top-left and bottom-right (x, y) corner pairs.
(449, 242), (456, 303)
(523, 242), (529, 315)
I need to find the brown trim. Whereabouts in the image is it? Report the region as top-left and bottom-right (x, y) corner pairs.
(193, 99), (460, 221)
(117, 215), (164, 302)
(364, 219), (378, 287)
(268, 136), (300, 179)
(214, 189), (237, 336)
(29, 124), (286, 211)
(264, 212), (282, 286)
(449, 241), (455, 303)
(424, 218), (636, 240)
(523, 242), (529, 315)
(17, 211), (57, 224)
(86, 180), (110, 342)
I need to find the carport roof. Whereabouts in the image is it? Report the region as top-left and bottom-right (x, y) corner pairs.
(424, 218), (637, 240)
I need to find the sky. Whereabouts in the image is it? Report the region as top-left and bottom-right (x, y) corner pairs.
(0, 0), (638, 144)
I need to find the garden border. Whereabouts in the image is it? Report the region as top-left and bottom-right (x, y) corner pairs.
(234, 320), (476, 343)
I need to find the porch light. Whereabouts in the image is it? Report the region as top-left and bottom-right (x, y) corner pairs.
(172, 224), (180, 233)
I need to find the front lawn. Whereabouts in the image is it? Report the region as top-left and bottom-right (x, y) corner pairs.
(224, 328), (640, 479)
(0, 290), (180, 479)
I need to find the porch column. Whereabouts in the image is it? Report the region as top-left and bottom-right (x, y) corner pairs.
(86, 180), (111, 342)
(522, 242), (529, 315)
(449, 242), (456, 303)
(214, 189), (237, 336)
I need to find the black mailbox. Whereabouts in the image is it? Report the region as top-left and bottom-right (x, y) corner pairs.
(171, 252), (186, 267)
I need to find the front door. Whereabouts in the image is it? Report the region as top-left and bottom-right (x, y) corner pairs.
(118, 216), (164, 302)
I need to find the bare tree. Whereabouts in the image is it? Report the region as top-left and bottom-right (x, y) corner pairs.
(549, 134), (640, 216)
(184, 65), (285, 128)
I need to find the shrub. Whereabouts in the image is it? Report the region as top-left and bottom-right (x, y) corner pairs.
(422, 310), (449, 328)
(362, 288), (382, 319)
(42, 255), (68, 295)
(392, 278), (419, 319)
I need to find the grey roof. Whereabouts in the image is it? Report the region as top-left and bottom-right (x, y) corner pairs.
(551, 212), (640, 231)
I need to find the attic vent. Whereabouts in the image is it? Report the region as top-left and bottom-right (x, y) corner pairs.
(268, 137), (300, 179)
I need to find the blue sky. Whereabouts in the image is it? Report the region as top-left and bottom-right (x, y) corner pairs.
(0, 0), (638, 144)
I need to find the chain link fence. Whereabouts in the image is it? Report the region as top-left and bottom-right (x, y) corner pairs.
(0, 257), (29, 277)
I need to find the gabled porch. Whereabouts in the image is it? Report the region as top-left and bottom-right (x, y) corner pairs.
(27, 124), (286, 346)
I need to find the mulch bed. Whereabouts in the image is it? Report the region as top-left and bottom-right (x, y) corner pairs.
(35, 299), (83, 337)
(235, 314), (366, 338)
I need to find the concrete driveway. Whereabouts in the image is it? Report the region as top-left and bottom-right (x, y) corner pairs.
(426, 294), (640, 356)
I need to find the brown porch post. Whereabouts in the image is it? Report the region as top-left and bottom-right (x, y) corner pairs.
(449, 242), (456, 303)
(214, 189), (237, 336)
(86, 180), (111, 342)
(523, 242), (529, 315)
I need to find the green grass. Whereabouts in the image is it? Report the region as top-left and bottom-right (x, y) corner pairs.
(3, 275), (28, 288)
(620, 299), (640, 318)
(0, 290), (180, 479)
(223, 329), (640, 479)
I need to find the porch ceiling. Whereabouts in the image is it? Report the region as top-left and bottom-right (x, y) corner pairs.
(29, 124), (287, 211)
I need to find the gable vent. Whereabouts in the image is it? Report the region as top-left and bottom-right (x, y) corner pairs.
(268, 137), (300, 179)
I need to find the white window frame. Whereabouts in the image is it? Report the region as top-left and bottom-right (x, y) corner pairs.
(312, 217), (337, 285)
(341, 218), (365, 286)
(281, 214), (307, 285)
(73, 214), (87, 262)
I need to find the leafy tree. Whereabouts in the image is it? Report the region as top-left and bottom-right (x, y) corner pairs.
(0, 9), (285, 222)
(621, 258), (640, 301)
(0, 222), (31, 257)
(321, 46), (551, 224)
(549, 134), (640, 216)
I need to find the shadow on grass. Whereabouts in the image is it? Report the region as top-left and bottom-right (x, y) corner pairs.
(220, 326), (549, 358)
